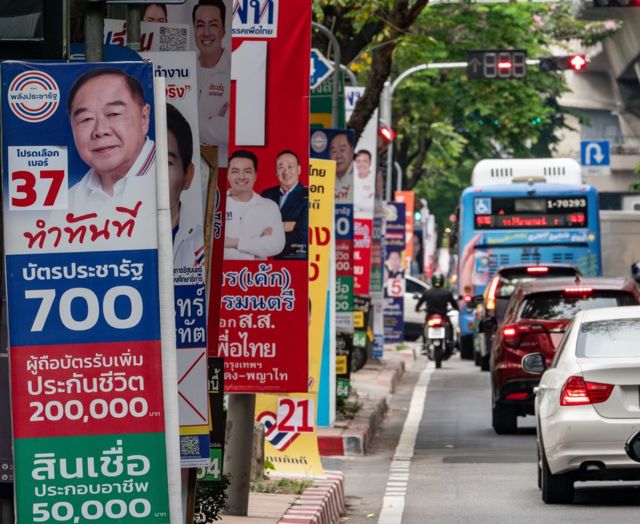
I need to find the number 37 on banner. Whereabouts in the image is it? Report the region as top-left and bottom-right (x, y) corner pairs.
(276, 398), (314, 433)
(8, 145), (68, 210)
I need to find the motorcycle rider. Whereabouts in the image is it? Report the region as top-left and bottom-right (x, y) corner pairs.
(416, 273), (459, 355)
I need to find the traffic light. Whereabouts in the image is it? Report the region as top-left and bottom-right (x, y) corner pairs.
(377, 123), (397, 152)
(467, 50), (527, 80)
(539, 55), (588, 73)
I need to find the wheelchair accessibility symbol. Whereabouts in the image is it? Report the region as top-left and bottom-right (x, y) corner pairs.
(474, 198), (491, 215)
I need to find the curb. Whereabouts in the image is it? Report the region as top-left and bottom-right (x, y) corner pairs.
(317, 357), (407, 457)
(278, 471), (345, 524)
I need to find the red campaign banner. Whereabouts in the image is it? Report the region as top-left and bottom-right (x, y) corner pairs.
(217, 1), (311, 392)
(11, 341), (165, 439)
(336, 240), (353, 278)
(354, 218), (373, 295)
(219, 261), (308, 392)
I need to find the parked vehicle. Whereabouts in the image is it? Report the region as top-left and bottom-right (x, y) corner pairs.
(474, 264), (581, 371)
(522, 306), (640, 503)
(423, 311), (455, 368)
(404, 275), (431, 341)
(487, 276), (640, 435)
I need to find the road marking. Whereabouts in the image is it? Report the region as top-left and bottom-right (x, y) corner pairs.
(378, 362), (434, 524)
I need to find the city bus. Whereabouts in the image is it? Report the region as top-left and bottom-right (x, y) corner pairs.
(456, 158), (602, 358)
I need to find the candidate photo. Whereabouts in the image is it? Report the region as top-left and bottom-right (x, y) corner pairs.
(261, 150), (308, 260)
(224, 150), (285, 260)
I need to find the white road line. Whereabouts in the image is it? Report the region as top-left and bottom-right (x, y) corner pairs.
(378, 362), (434, 524)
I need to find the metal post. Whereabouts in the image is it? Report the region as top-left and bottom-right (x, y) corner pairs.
(340, 64), (358, 87)
(84, 1), (105, 62)
(312, 22), (341, 128)
(224, 394), (257, 515)
(381, 81), (392, 202)
(126, 4), (143, 52)
(395, 162), (403, 193)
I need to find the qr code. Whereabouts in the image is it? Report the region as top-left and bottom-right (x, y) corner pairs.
(159, 26), (189, 51)
(180, 435), (202, 457)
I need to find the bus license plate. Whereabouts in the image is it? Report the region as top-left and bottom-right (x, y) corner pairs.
(428, 327), (445, 339)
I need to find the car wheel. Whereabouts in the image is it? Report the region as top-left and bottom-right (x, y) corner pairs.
(492, 405), (517, 435)
(541, 447), (574, 504)
(460, 334), (474, 360)
(480, 353), (490, 372)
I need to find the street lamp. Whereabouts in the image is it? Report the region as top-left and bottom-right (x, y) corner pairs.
(312, 22), (341, 128)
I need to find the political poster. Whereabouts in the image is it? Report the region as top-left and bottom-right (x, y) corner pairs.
(395, 191), (415, 273)
(141, 51), (210, 467)
(384, 202), (406, 343)
(214, 0), (311, 393)
(253, 157), (333, 477)
(1, 61), (170, 522)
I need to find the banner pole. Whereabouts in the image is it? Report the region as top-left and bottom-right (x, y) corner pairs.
(154, 76), (184, 523)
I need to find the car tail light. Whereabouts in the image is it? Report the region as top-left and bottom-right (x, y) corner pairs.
(526, 266), (549, 274)
(502, 324), (521, 347)
(505, 392), (529, 400)
(560, 376), (614, 406)
(563, 286), (592, 298)
(485, 277), (499, 311)
(463, 294), (472, 303)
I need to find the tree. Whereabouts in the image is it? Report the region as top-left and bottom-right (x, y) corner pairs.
(313, 0), (431, 139)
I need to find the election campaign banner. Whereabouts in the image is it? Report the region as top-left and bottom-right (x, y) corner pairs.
(103, 18), (192, 52)
(384, 202), (406, 343)
(142, 51), (210, 467)
(214, 0), (311, 393)
(370, 214), (385, 358)
(310, 159), (337, 427)
(196, 357), (225, 483)
(252, 158), (333, 477)
(395, 191), (415, 273)
(1, 61), (170, 522)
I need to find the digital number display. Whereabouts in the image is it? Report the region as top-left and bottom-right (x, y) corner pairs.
(475, 196), (588, 229)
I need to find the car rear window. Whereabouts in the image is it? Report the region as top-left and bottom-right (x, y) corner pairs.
(496, 268), (579, 298)
(518, 291), (637, 320)
(577, 319), (640, 358)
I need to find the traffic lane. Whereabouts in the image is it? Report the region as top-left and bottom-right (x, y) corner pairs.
(322, 360), (428, 524)
(404, 358), (640, 523)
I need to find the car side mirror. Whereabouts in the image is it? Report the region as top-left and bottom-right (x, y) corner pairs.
(479, 318), (497, 333)
(625, 431), (640, 463)
(521, 353), (546, 375)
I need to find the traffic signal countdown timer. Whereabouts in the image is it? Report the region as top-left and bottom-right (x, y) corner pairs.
(467, 50), (527, 80)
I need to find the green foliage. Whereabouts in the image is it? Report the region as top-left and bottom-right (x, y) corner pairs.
(336, 396), (362, 420)
(264, 459), (276, 471)
(251, 477), (313, 495)
(193, 474), (231, 523)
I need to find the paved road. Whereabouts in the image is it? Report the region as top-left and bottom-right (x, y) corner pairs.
(328, 356), (640, 523)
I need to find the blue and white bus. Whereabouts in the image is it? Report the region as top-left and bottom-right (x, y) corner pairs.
(456, 158), (602, 358)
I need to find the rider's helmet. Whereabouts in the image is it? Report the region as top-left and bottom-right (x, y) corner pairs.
(431, 273), (445, 288)
(631, 262), (640, 284)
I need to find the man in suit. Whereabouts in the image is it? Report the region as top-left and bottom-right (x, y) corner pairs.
(262, 150), (308, 260)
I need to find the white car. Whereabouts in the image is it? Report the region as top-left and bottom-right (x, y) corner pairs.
(522, 305), (640, 504)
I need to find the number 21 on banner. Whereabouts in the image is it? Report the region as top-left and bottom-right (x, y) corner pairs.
(276, 398), (314, 433)
(8, 146), (68, 210)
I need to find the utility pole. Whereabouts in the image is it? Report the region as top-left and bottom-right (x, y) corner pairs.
(312, 22), (341, 128)
(84, 0), (105, 62)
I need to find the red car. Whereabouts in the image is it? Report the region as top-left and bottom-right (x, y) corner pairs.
(487, 277), (640, 434)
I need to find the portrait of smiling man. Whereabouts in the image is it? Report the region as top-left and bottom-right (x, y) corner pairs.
(67, 67), (155, 214)
(224, 150), (285, 260)
(262, 150), (308, 260)
(193, 0), (230, 165)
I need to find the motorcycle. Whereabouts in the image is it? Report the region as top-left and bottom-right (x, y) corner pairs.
(422, 312), (455, 368)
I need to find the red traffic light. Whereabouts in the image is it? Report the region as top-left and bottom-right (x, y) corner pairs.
(568, 54), (587, 72)
(378, 126), (397, 143)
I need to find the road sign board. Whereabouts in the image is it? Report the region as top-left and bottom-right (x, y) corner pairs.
(581, 139), (610, 176)
(310, 48), (334, 90)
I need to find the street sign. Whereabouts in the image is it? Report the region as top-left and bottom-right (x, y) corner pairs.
(581, 139), (611, 176)
(310, 48), (334, 90)
(467, 50), (527, 79)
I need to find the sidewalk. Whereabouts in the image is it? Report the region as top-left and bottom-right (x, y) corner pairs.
(217, 344), (417, 524)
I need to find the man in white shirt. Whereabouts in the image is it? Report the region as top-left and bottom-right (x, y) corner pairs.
(224, 150), (285, 260)
(193, 0), (230, 165)
(354, 149), (374, 214)
(329, 132), (355, 204)
(67, 67), (156, 220)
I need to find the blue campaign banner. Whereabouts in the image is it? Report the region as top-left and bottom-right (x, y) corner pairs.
(335, 203), (353, 241)
(383, 297), (404, 343)
(309, 128), (356, 160)
(5, 250), (161, 347)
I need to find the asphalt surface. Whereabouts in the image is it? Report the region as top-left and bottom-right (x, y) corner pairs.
(328, 356), (640, 523)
